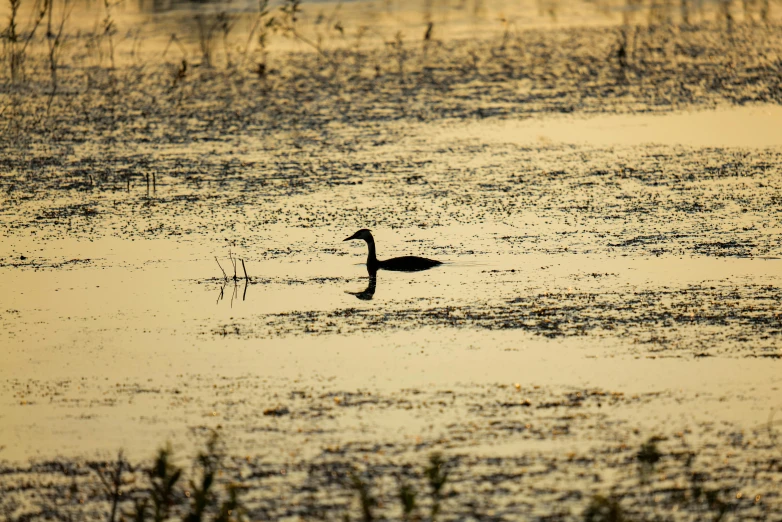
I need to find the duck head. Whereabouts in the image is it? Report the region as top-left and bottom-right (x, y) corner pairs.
(344, 229), (373, 242)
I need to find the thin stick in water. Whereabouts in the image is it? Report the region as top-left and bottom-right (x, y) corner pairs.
(229, 252), (238, 281)
(241, 258), (250, 281)
(215, 256), (228, 280)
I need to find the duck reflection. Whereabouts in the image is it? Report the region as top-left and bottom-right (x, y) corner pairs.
(345, 268), (377, 301)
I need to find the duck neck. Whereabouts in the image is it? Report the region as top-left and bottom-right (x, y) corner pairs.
(365, 236), (379, 269)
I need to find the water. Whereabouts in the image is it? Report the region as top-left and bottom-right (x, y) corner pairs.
(434, 105), (782, 148)
(3, 106), (781, 461)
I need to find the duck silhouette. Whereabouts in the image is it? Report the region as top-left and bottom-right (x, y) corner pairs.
(343, 229), (442, 272)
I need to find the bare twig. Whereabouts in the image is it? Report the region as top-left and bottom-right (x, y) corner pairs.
(215, 256), (228, 280)
(101, 0), (118, 69)
(242, 0), (273, 66)
(46, 0), (75, 94)
(19, 0), (47, 57)
(276, 0), (338, 69)
(240, 259), (250, 281)
(229, 252), (238, 281)
(162, 33), (188, 60)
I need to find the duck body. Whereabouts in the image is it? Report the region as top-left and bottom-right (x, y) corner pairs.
(376, 256), (442, 272)
(344, 229), (442, 272)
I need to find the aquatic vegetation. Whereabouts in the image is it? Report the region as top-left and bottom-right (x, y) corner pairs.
(398, 479), (418, 522)
(1, 0), (45, 83)
(637, 436), (663, 481)
(184, 431), (224, 522)
(89, 451), (129, 522)
(243, 0), (274, 76)
(3, 434), (780, 520)
(347, 470), (378, 522)
(43, 0), (72, 95)
(583, 495), (625, 522)
(193, 11), (236, 68)
(145, 444), (182, 522)
(341, 453), (450, 522)
(86, 433), (247, 522)
(587, 434), (751, 522)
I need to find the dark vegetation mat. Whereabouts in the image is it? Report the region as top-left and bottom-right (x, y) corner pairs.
(3, 144), (781, 257)
(213, 282), (782, 357)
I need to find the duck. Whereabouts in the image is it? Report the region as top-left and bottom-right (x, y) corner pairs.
(343, 229), (442, 272)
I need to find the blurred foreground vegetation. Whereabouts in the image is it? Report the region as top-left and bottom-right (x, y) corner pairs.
(1, 427), (781, 521)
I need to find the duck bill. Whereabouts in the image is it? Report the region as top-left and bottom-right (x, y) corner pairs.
(343, 232), (360, 241)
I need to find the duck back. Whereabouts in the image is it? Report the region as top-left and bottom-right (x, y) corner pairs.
(378, 256), (442, 272)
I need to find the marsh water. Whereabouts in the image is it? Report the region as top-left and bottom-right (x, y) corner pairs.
(1, 0), (782, 519)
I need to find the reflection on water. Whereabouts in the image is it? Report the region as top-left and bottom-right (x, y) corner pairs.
(345, 268), (377, 300)
(215, 278), (249, 306)
(214, 252), (252, 305)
